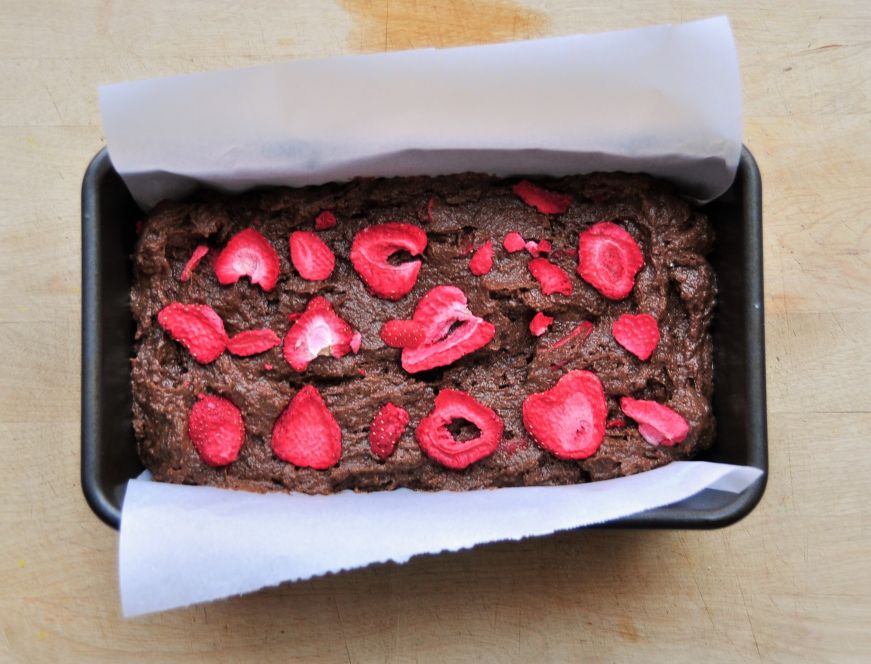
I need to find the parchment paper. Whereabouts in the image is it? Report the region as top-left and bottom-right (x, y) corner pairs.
(121, 463), (762, 617)
(99, 16), (741, 208)
(101, 17), (759, 618)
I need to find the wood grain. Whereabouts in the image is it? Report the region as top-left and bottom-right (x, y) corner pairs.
(1, 1), (869, 661)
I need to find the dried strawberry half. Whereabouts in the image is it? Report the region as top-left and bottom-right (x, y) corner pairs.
(188, 394), (245, 467)
(401, 286), (495, 374)
(503, 231), (526, 253)
(469, 240), (494, 276)
(529, 311), (554, 337)
(415, 389), (503, 469)
(612, 313), (660, 360)
(528, 258), (573, 296)
(620, 397), (689, 446)
(380, 319), (425, 349)
(577, 222), (643, 300)
(314, 210), (337, 230)
(227, 328), (281, 356)
(522, 370), (607, 459)
(369, 402), (410, 460)
(213, 228), (280, 292)
(289, 231), (335, 281)
(282, 296), (355, 372)
(157, 302), (228, 364)
(350, 222), (427, 300)
(272, 385), (342, 469)
(512, 180), (572, 214)
(179, 244), (209, 282)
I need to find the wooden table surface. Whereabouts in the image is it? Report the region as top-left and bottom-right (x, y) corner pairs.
(1, 1), (868, 661)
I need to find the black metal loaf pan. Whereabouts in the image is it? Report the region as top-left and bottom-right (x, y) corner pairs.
(81, 147), (767, 530)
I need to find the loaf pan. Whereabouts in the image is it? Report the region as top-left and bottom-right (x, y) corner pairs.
(81, 147), (767, 530)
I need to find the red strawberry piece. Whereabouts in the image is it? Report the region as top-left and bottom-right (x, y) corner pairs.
(522, 370), (607, 459)
(620, 397), (689, 446)
(543, 321), (593, 352)
(350, 223), (428, 300)
(469, 240), (494, 276)
(380, 319), (425, 349)
(287, 312), (302, 322)
(290, 231), (335, 281)
(157, 302), (227, 364)
(612, 313), (660, 360)
(272, 385), (342, 469)
(426, 197), (436, 223)
(525, 239), (553, 258)
(188, 394), (245, 466)
(503, 231), (526, 253)
(529, 311), (554, 337)
(282, 296), (355, 372)
(227, 328), (281, 357)
(350, 331), (362, 354)
(314, 210), (337, 231)
(401, 286), (495, 373)
(213, 228), (280, 292)
(264, 363), (274, 370)
(606, 418), (626, 428)
(369, 402), (410, 460)
(528, 258), (573, 296)
(502, 437), (529, 456)
(180, 245), (209, 282)
(512, 180), (572, 214)
(415, 389), (503, 469)
(577, 221), (643, 300)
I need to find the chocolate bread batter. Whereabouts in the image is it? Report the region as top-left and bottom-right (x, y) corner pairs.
(131, 173), (716, 493)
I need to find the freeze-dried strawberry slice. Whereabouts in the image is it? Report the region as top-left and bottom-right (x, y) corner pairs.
(157, 302), (227, 364)
(415, 389), (503, 469)
(290, 231), (335, 281)
(512, 180), (572, 214)
(543, 321), (593, 352)
(227, 329), (281, 356)
(503, 231), (526, 253)
(282, 296), (355, 372)
(380, 319), (425, 349)
(469, 240), (494, 276)
(350, 331), (362, 354)
(525, 239), (552, 258)
(314, 210), (337, 230)
(577, 222), (643, 300)
(369, 402), (409, 460)
(213, 228), (280, 292)
(529, 312), (554, 337)
(179, 245), (209, 282)
(528, 258), (573, 296)
(272, 385), (341, 469)
(620, 397), (689, 447)
(188, 394), (245, 466)
(426, 197), (436, 223)
(522, 370), (607, 459)
(401, 286), (495, 374)
(612, 313), (660, 360)
(350, 223), (427, 300)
